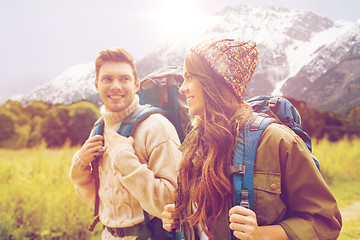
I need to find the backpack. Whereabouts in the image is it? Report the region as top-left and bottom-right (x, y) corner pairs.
(138, 65), (191, 142)
(89, 66), (190, 239)
(231, 95), (320, 210)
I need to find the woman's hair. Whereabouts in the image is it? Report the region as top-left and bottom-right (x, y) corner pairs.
(175, 50), (253, 237)
(95, 47), (138, 82)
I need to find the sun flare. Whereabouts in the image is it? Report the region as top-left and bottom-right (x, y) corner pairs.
(156, 0), (210, 39)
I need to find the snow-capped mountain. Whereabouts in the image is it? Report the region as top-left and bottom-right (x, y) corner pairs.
(283, 19), (360, 114)
(137, 5), (359, 114)
(12, 63), (99, 105)
(11, 5), (360, 114)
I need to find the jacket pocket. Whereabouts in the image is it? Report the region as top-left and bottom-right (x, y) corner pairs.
(254, 172), (285, 225)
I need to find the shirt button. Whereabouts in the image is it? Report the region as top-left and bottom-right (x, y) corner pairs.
(270, 183), (277, 190)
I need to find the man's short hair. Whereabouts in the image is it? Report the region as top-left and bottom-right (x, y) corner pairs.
(95, 48), (138, 82)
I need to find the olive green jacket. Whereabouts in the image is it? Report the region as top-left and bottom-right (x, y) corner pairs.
(180, 123), (342, 240)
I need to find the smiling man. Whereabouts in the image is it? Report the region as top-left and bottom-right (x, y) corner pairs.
(70, 48), (182, 240)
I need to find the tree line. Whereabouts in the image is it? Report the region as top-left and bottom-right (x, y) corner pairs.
(289, 98), (360, 142)
(0, 98), (359, 149)
(0, 100), (100, 149)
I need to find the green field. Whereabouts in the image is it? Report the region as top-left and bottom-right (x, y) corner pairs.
(0, 138), (359, 239)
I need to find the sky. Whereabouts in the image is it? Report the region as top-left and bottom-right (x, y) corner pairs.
(0, 0), (359, 101)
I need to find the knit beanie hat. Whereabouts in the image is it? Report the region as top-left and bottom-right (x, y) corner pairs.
(192, 39), (258, 99)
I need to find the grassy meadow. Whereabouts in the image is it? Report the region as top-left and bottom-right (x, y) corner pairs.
(0, 138), (360, 240)
(0, 145), (102, 240)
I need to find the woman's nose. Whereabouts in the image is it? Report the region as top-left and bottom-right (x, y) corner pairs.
(179, 82), (187, 95)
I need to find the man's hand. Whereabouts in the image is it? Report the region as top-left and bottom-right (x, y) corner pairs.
(78, 135), (104, 164)
(106, 131), (134, 151)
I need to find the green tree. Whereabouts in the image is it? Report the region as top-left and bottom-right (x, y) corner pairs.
(0, 108), (16, 141)
(27, 116), (44, 148)
(24, 101), (51, 119)
(346, 105), (360, 123)
(68, 102), (99, 146)
(3, 100), (29, 126)
(41, 108), (69, 148)
(345, 105), (360, 138)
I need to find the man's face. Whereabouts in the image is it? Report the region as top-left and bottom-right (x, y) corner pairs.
(95, 61), (139, 112)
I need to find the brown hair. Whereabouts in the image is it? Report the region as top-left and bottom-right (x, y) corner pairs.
(95, 47), (138, 82)
(175, 50), (253, 237)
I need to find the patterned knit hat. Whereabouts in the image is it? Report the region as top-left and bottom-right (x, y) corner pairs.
(192, 39), (258, 99)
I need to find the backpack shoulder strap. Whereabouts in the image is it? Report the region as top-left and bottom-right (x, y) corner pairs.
(91, 117), (104, 137)
(89, 116), (104, 231)
(89, 105), (165, 232)
(117, 105), (165, 137)
(231, 113), (275, 210)
(117, 105), (168, 239)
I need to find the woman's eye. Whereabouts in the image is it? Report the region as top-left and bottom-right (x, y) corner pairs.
(185, 74), (193, 81)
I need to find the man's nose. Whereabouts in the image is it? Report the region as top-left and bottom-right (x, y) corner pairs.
(111, 80), (122, 90)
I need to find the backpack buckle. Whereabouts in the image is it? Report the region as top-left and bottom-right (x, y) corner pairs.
(95, 146), (107, 157)
(269, 97), (279, 108)
(240, 190), (250, 209)
(229, 164), (246, 174)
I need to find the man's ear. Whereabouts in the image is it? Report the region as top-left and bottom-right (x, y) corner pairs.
(135, 79), (140, 92)
(95, 79), (99, 91)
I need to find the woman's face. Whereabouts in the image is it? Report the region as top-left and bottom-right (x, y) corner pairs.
(179, 67), (206, 117)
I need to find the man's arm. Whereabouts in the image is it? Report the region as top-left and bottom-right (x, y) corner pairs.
(70, 135), (104, 207)
(109, 114), (182, 218)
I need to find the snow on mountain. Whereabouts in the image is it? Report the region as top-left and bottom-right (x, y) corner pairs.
(285, 20), (353, 78)
(9, 4), (359, 114)
(282, 19), (360, 97)
(13, 63), (99, 105)
(282, 19), (360, 114)
(137, 4), (352, 99)
(275, 20), (353, 92)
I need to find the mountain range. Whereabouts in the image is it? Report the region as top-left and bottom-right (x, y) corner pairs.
(11, 5), (360, 115)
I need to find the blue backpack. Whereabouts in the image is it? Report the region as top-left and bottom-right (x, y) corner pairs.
(232, 95), (320, 210)
(138, 65), (191, 142)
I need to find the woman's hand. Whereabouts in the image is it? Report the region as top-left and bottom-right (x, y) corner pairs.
(229, 205), (260, 240)
(162, 204), (180, 232)
(229, 206), (289, 240)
